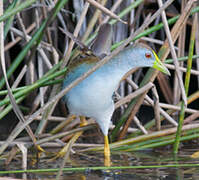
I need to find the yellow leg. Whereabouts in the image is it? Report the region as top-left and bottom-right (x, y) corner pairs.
(104, 135), (111, 167)
(30, 142), (45, 165)
(79, 116), (88, 127)
(54, 116), (87, 158)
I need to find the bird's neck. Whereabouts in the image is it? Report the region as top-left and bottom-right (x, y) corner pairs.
(105, 47), (142, 79)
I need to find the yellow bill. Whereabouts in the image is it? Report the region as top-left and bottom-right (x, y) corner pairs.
(152, 50), (170, 75)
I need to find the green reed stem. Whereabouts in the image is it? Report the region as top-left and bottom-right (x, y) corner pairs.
(0, 0), (37, 22)
(0, 68), (66, 107)
(165, 54), (199, 64)
(0, 79), (64, 96)
(173, 14), (196, 154)
(109, 0), (144, 25)
(122, 128), (199, 151)
(3, 0), (18, 38)
(0, 96), (25, 120)
(0, 61), (63, 96)
(132, 132), (199, 151)
(1, 163), (199, 174)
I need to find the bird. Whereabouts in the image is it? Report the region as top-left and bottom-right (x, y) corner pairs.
(61, 41), (170, 166)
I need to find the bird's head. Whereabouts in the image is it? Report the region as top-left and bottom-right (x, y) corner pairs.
(132, 44), (170, 75)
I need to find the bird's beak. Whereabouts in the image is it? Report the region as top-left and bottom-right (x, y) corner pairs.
(152, 50), (170, 75)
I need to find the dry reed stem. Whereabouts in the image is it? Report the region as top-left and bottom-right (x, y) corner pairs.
(35, 124), (96, 146)
(173, 0), (187, 105)
(0, 66), (27, 112)
(125, 78), (178, 126)
(158, 0), (187, 106)
(133, 116), (148, 134)
(196, 3), (199, 85)
(81, 123), (199, 152)
(102, 0), (123, 24)
(81, 0), (107, 42)
(85, 0), (126, 24)
(184, 112), (199, 124)
(0, 2), (38, 150)
(115, 82), (154, 108)
(5, 21), (37, 51)
(10, 27), (58, 67)
(166, 64), (199, 76)
(62, 2), (90, 68)
(28, 116), (67, 122)
(152, 86), (161, 131)
(157, 73), (173, 103)
(144, 102), (198, 114)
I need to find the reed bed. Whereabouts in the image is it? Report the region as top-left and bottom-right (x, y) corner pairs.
(0, 0), (199, 171)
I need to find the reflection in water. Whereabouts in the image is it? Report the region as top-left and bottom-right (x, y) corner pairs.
(1, 147), (199, 180)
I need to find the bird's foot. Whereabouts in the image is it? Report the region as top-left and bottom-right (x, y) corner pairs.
(48, 131), (83, 162)
(47, 144), (70, 162)
(48, 116), (87, 162)
(104, 154), (111, 167)
(35, 145), (45, 153)
(30, 145), (46, 165)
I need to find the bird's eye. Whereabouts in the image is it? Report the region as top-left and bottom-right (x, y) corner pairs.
(145, 53), (152, 59)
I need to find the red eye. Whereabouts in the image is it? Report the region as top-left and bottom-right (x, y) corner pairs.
(145, 53), (152, 58)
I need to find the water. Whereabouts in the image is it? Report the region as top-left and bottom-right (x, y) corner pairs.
(1, 146), (199, 179)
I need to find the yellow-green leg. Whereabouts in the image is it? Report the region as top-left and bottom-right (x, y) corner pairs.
(104, 135), (111, 167)
(31, 141), (45, 165)
(54, 116), (87, 158)
(35, 144), (45, 153)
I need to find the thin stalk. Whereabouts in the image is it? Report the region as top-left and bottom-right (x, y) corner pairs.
(81, 0), (107, 42)
(122, 128), (199, 151)
(165, 54), (199, 64)
(0, 96), (25, 120)
(86, 124), (199, 152)
(0, 0), (37, 22)
(113, 135), (174, 151)
(0, 79), (64, 96)
(128, 90), (199, 138)
(0, 68), (66, 107)
(131, 132), (199, 151)
(4, 0), (18, 38)
(109, 0), (144, 25)
(173, 13), (197, 154)
(1, 164), (199, 174)
(0, 60), (63, 96)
